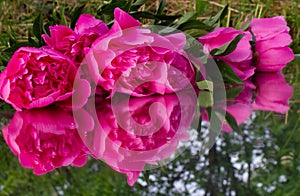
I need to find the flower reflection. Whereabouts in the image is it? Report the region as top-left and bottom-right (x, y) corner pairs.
(2, 107), (88, 175)
(252, 72), (293, 113)
(201, 71), (293, 132)
(75, 92), (197, 186)
(3, 92), (197, 186)
(226, 71), (293, 130)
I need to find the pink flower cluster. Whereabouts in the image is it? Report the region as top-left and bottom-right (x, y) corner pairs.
(0, 8), (195, 111)
(0, 7), (197, 185)
(199, 16), (294, 132)
(73, 94), (195, 185)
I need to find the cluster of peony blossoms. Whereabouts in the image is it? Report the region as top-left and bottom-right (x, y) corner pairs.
(0, 7), (295, 185)
(199, 16), (294, 131)
(0, 8), (196, 111)
(0, 8), (198, 186)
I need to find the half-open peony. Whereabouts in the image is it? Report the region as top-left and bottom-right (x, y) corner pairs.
(198, 27), (255, 81)
(0, 47), (80, 111)
(250, 16), (294, 72)
(2, 107), (88, 175)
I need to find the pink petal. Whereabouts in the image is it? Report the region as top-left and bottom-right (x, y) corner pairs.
(126, 171), (141, 186)
(75, 14), (109, 35)
(256, 32), (293, 53)
(165, 33), (187, 50)
(250, 16), (290, 40)
(71, 153), (88, 167)
(257, 47), (294, 72)
(114, 8), (141, 29)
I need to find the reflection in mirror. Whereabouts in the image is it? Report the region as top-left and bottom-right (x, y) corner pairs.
(2, 107), (88, 175)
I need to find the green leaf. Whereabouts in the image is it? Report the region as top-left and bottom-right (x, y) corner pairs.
(59, 6), (67, 26)
(217, 60), (243, 84)
(131, 0), (148, 10)
(156, 0), (166, 15)
(240, 19), (251, 31)
(198, 91), (214, 107)
(205, 4), (228, 26)
(33, 14), (44, 45)
(210, 34), (244, 56)
(27, 36), (39, 47)
(8, 34), (17, 46)
(71, 5), (85, 29)
(184, 29), (209, 38)
(226, 85), (244, 98)
(178, 20), (212, 31)
(43, 22), (53, 36)
(130, 11), (181, 21)
(172, 12), (196, 29)
(124, 0), (133, 12)
(197, 80), (213, 92)
(225, 111), (241, 132)
(158, 12), (195, 34)
(97, 0), (130, 16)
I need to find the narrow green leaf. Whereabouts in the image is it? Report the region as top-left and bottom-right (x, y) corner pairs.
(226, 85), (244, 98)
(205, 4), (228, 26)
(43, 22), (53, 36)
(98, 0), (129, 16)
(33, 14), (44, 44)
(225, 111), (241, 132)
(172, 12), (195, 29)
(178, 20), (212, 31)
(130, 11), (181, 21)
(240, 19), (251, 31)
(132, 0), (148, 7)
(124, 0), (133, 12)
(27, 36), (39, 47)
(8, 35), (17, 46)
(158, 12), (195, 34)
(71, 5), (85, 29)
(156, 0), (166, 15)
(184, 29), (209, 38)
(59, 6), (67, 26)
(217, 60), (243, 84)
(210, 34), (244, 56)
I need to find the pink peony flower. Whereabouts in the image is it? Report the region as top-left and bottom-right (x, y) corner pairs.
(0, 47), (85, 111)
(2, 107), (88, 175)
(252, 72), (293, 113)
(42, 14), (109, 64)
(85, 8), (195, 97)
(75, 92), (197, 186)
(199, 27), (255, 80)
(250, 16), (294, 72)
